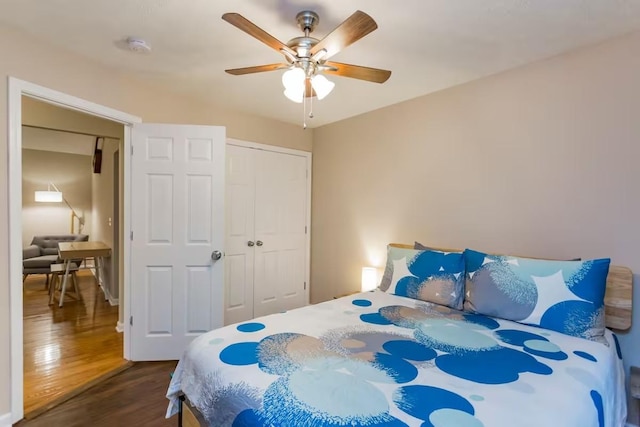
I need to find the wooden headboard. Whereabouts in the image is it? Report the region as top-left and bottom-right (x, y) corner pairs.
(389, 243), (633, 331)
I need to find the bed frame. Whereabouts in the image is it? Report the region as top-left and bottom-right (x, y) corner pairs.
(175, 244), (634, 426)
(177, 395), (206, 427)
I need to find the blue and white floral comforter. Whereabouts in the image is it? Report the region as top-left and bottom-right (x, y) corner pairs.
(166, 290), (626, 427)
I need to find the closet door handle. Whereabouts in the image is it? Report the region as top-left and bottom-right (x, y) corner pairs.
(247, 241), (255, 247)
(256, 240), (263, 247)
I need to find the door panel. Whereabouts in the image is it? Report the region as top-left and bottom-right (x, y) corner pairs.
(147, 266), (172, 334)
(226, 254), (248, 307)
(254, 150), (307, 317)
(187, 175), (212, 243)
(147, 174), (173, 243)
(224, 145), (255, 325)
(186, 266), (213, 333)
(131, 123), (225, 360)
(254, 248), (279, 315)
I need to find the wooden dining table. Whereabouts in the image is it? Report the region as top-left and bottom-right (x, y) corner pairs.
(57, 241), (111, 307)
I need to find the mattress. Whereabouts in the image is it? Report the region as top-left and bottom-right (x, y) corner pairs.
(166, 290), (626, 427)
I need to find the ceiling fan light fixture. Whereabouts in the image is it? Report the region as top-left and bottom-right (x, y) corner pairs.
(282, 68), (306, 91)
(311, 74), (335, 100)
(222, 9), (391, 124)
(284, 87), (304, 103)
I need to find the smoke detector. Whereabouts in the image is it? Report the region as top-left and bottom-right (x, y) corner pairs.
(125, 37), (151, 54)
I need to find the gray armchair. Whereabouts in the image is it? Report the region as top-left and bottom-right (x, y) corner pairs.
(23, 234), (89, 285)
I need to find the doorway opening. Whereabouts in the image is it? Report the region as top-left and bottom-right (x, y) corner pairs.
(8, 77), (141, 423)
(20, 97), (128, 418)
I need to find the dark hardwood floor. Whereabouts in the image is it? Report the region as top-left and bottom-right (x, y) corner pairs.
(16, 361), (178, 427)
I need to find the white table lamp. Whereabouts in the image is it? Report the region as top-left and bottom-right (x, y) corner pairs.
(361, 267), (378, 292)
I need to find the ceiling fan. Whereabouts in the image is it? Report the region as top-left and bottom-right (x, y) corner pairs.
(222, 10), (392, 103)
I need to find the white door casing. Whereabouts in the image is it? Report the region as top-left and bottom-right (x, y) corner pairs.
(224, 144), (256, 325)
(8, 77), (142, 423)
(131, 123), (225, 360)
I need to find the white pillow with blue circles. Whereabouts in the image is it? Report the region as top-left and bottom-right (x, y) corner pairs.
(379, 245), (465, 310)
(463, 248), (610, 341)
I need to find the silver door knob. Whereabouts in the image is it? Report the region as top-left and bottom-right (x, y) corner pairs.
(211, 250), (222, 261)
(256, 240), (263, 247)
(247, 241), (255, 247)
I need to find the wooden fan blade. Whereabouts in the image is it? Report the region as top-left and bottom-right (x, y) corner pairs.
(222, 13), (297, 57)
(225, 64), (287, 75)
(310, 10), (377, 60)
(322, 61), (391, 83)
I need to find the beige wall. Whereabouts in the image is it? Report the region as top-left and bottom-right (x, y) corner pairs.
(0, 22), (311, 419)
(22, 149), (92, 246)
(313, 30), (640, 420)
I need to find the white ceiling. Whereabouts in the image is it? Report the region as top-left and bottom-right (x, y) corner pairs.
(2, 0), (640, 127)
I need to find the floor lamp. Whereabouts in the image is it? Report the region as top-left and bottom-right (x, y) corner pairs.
(34, 183), (85, 234)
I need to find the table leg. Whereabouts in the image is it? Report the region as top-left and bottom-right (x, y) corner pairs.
(95, 256), (101, 286)
(95, 256), (106, 300)
(59, 260), (71, 307)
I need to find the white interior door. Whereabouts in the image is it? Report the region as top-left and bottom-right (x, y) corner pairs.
(253, 150), (307, 317)
(224, 145), (255, 325)
(130, 123), (225, 360)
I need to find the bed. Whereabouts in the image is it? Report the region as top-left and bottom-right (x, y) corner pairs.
(166, 245), (633, 427)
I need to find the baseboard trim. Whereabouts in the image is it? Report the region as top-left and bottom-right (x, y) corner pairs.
(99, 283), (119, 306)
(116, 321), (124, 333)
(0, 412), (12, 427)
(107, 294), (119, 306)
(91, 268), (119, 306)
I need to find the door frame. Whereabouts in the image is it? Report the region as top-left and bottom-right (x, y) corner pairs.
(113, 149), (120, 308)
(8, 77), (141, 422)
(226, 138), (312, 305)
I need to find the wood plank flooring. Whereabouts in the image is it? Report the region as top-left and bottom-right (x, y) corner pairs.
(16, 361), (178, 427)
(23, 271), (127, 417)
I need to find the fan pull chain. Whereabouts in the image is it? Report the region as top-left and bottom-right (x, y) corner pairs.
(303, 90), (307, 129)
(309, 93), (314, 119)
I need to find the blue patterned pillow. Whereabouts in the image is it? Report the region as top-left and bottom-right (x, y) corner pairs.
(463, 249), (610, 340)
(379, 246), (465, 310)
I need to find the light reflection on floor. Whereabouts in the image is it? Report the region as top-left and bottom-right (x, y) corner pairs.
(34, 344), (61, 368)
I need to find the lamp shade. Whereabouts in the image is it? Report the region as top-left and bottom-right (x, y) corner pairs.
(284, 87), (304, 103)
(361, 267), (378, 292)
(35, 190), (63, 203)
(282, 67), (305, 90)
(282, 67), (306, 103)
(311, 74), (335, 100)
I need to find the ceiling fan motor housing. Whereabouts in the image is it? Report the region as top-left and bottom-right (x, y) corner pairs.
(287, 36), (319, 59)
(296, 11), (319, 33)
